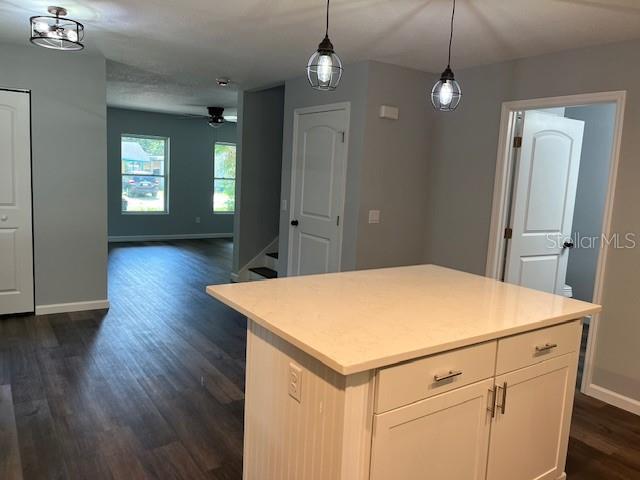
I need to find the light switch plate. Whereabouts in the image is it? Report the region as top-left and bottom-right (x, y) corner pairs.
(368, 210), (381, 224)
(281, 199), (288, 211)
(288, 362), (303, 402)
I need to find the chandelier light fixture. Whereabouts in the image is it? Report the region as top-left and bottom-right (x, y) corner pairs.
(30, 6), (85, 51)
(431, 0), (462, 111)
(306, 0), (343, 91)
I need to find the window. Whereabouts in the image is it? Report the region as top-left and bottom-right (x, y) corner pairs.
(121, 135), (169, 213)
(213, 143), (236, 213)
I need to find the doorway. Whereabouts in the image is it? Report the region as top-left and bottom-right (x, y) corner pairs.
(0, 88), (34, 315)
(485, 91), (628, 410)
(287, 103), (349, 276)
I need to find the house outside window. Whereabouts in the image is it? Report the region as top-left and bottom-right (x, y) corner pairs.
(121, 135), (169, 213)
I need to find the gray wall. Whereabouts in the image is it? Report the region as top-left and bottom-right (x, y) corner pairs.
(233, 86), (285, 273)
(107, 107), (236, 237)
(356, 61), (434, 269)
(565, 104), (616, 302)
(424, 38), (640, 402)
(0, 43), (107, 306)
(278, 62), (370, 273)
(278, 61), (435, 273)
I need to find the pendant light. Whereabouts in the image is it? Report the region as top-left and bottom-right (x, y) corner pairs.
(431, 0), (462, 111)
(30, 6), (84, 51)
(306, 0), (343, 91)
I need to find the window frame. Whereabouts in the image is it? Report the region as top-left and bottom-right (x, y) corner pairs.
(120, 133), (170, 215)
(213, 142), (237, 214)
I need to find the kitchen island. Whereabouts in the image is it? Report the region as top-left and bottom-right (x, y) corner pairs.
(206, 265), (600, 480)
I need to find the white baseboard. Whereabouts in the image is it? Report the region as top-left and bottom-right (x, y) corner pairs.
(108, 233), (233, 242)
(583, 383), (640, 416)
(35, 299), (110, 316)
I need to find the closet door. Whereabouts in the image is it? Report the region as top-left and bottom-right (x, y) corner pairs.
(370, 379), (493, 480)
(0, 90), (33, 315)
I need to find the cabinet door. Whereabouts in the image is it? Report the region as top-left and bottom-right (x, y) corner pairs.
(486, 353), (577, 480)
(370, 379), (494, 480)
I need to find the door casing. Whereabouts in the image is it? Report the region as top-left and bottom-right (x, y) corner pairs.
(0, 87), (35, 315)
(485, 91), (632, 414)
(287, 102), (350, 276)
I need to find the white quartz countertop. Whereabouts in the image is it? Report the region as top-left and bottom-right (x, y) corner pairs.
(206, 265), (600, 375)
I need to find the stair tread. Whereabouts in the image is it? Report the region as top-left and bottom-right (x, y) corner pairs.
(266, 252), (279, 259)
(249, 267), (278, 279)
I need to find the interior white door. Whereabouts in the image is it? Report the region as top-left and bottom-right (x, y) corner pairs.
(370, 379), (494, 480)
(0, 90), (34, 315)
(486, 354), (577, 480)
(504, 111), (584, 294)
(289, 107), (347, 276)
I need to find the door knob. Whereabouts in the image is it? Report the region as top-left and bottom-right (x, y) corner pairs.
(0, 215), (7, 222)
(563, 241), (575, 249)
(290, 220), (299, 226)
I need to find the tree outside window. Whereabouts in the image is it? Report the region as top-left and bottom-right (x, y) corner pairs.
(213, 143), (236, 213)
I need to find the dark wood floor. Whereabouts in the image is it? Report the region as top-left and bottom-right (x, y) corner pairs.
(1, 238), (639, 479)
(1, 239), (246, 479)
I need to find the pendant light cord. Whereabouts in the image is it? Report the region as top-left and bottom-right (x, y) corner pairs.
(447, 0), (455, 67)
(325, 0), (330, 36)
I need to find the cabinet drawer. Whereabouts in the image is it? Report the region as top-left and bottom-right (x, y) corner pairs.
(375, 341), (497, 413)
(496, 320), (581, 375)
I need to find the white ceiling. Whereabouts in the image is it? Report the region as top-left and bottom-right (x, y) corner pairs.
(1, 0), (640, 115)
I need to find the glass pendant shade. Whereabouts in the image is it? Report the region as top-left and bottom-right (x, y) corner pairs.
(430, 0), (462, 111)
(30, 7), (84, 51)
(431, 67), (462, 111)
(307, 36), (343, 91)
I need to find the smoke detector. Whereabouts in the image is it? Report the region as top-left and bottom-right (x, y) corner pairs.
(216, 77), (231, 87)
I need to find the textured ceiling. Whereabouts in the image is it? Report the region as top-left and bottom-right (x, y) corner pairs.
(1, 0), (640, 115)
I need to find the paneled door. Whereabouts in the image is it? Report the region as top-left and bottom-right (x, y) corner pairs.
(370, 379), (494, 480)
(0, 90), (34, 314)
(486, 354), (576, 480)
(288, 105), (348, 276)
(504, 111), (584, 294)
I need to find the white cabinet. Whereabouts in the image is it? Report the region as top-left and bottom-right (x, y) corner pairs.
(370, 379), (494, 480)
(486, 353), (577, 480)
(369, 322), (580, 480)
(239, 318), (584, 480)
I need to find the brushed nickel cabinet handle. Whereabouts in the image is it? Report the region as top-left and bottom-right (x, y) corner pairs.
(434, 369), (463, 382)
(488, 385), (497, 418)
(535, 343), (558, 352)
(497, 382), (508, 415)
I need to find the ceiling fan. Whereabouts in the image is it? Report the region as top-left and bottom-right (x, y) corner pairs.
(178, 106), (237, 127)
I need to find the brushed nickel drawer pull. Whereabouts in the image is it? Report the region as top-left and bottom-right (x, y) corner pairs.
(434, 369), (463, 382)
(488, 385), (497, 418)
(535, 343), (558, 352)
(496, 382), (508, 415)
